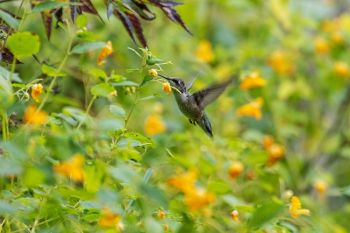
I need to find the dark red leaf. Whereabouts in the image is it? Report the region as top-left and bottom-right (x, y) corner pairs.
(0, 47), (21, 64)
(130, 0), (156, 21)
(113, 8), (137, 44)
(160, 6), (191, 35)
(70, 0), (82, 22)
(41, 12), (52, 39)
(126, 12), (147, 47)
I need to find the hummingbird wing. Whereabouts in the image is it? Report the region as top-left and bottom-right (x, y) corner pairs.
(191, 77), (234, 109)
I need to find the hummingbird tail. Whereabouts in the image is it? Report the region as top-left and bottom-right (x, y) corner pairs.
(198, 114), (213, 138)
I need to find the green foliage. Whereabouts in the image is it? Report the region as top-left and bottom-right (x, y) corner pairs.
(1, 0), (350, 233)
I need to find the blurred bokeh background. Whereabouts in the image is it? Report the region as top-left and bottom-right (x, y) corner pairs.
(1, 0), (350, 232)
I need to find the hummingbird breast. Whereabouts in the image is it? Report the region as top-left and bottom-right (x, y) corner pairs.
(174, 93), (202, 120)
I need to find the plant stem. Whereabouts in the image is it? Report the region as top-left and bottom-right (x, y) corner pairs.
(77, 95), (96, 129)
(37, 26), (74, 111)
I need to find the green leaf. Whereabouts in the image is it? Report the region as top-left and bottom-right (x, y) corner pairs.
(0, 9), (19, 29)
(248, 200), (284, 229)
(71, 42), (106, 54)
(0, 75), (13, 110)
(139, 183), (168, 208)
(7, 32), (40, 58)
(109, 104), (126, 117)
(41, 64), (66, 77)
(91, 83), (115, 97)
(32, 1), (68, 12)
(0, 157), (22, 177)
(97, 118), (124, 132)
(0, 66), (21, 82)
(84, 160), (105, 193)
(112, 80), (139, 87)
(23, 167), (45, 188)
(76, 15), (88, 29)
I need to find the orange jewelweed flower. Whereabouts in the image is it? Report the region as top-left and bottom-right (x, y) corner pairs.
(163, 82), (172, 93)
(289, 196), (310, 219)
(97, 41), (113, 66)
(98, 208), (121, 228)
(268, 50), (294, 75)
(167, 170), (197, 193)
(228, 161), (244, 179)
(314, 37), (329, 54)
(184, 188), (216, 211)
(144, 114), (166, 136)
(240, 71), (266, 90)
(333, 61), (350, 77)
(53, 154), (85, 182)
(23, 105), (48, 125)
(236, 97), (263, 120)
(230, 210), (239, 222)
(195, 40), (214, 63)
(267, 144), (285, 166)
(31, 83), (43, 102)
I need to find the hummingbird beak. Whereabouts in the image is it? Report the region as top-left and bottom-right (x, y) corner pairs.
(158, 74), (173, 82)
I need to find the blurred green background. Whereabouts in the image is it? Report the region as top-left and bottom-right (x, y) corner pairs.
(1, 0), (350, 232)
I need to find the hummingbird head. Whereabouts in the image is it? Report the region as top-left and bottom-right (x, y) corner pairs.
(159, 74), (187, 93)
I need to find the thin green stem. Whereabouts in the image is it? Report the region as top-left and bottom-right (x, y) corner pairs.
(77, 95), (97, 129)
(37, 31), (74, 111)
(2, 112), (8, 141)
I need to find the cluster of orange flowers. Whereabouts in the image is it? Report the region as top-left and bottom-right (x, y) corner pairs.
(317, 15), (350, 78)
(98, 208), (124, 231)
(167, 170), (215, 211)
(53, 154), (85, 182)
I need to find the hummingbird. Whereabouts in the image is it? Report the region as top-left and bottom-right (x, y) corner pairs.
(159, 74), (234, 137)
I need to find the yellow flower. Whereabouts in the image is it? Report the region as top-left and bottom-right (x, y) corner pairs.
(167, 170), (197, 193)
(228, 161), (244, 179)
(236, 98), (263, 120)
(240, 71), (266, 90)
(23, 105), (48, 125)
(314, 180), (327, 195)
(230, 210), (239, 222)
(268, 50), (294, 75)
(184, 188), (216, 211)
(267, 144), (285, 166)
(163, 82), (172, 93)
(97, 41), (113, 66)
(53, 154), (85, 182)
(314, 37), (329, 54)
(144, 114), (166, 136)
(333, 61), (350, 77)
(148, 68), (158, 77)
(98, 208), (121, 228)
(195, 40), (214, 63)
(289, 196), (310, 219)
(31, 83), (43, 102)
